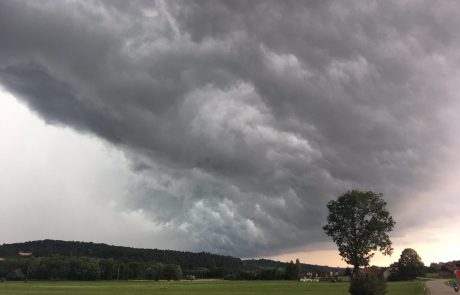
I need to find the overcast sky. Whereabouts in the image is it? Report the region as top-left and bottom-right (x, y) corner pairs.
(1, 0), (460, 266)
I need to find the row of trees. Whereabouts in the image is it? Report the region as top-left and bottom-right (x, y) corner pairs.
(0, 256), (316, 281)
(1, 256), (323, 281)
(242, 258), (341, 275)
(284, 259), (301, 280)
(0, 257), (183, 281)
(222, 260), (305, 281)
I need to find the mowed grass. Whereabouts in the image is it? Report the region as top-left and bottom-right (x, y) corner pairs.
(0, 280), (426, 295)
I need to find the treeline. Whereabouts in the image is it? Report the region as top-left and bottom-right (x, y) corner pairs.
(243, 258), (342, 275)
(427, 260), (460, 276)
(0, 256), (339, 281)
(0, 256), (183, 281)
(0, 240), (343, 281)
(0, 240), (241, 270)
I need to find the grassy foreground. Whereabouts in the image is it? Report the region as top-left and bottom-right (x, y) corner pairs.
(0, 280), (426, 295)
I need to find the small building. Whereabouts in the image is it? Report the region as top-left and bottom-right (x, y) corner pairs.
(18, 251), (32, 257)
(0, 257), (5, 261)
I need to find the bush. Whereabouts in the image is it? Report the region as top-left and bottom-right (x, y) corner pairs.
(6, 269), (25, 281)
(349, 274), (387, 295)
(163, 264), (182, 281)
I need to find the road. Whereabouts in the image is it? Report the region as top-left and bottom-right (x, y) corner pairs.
(426, 279), (456, 295)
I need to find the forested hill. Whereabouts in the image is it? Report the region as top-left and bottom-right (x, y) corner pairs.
(0, 239), (241, 270)
(0, 240), (342, 280)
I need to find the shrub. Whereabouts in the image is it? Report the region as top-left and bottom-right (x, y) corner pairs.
(349, 274), (387, 295)
(6, 269), (25, 281)
(163, 264), (182, 281)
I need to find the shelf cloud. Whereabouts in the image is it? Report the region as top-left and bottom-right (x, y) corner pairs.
(1, 0), (460, 257)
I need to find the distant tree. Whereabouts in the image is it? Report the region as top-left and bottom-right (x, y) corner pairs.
(426, 262), (441, 274)
(163, 264), (182, 281)
(397, 248), (425, 280)
(127, 262), (143, 279)
(70, 257), (100, 280)
(284, 259), (301, 280)
(285, 260), (295, 280)
(28, 258), (42, 279)
(323, 190), (395, 274)
(6, 268), (25, 281)
(117, 262), (129, 280)
(295, 259), (301, 280)
(84, 258), (101, 280)
(99, 259), (115, 280)
(146, 263), (163, 281)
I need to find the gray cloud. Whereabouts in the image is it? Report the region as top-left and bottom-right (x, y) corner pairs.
(1, 0), (460, 257)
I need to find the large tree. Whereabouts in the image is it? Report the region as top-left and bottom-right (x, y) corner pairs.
(397, 248), (425, 280)
(323, 190), (395, 273)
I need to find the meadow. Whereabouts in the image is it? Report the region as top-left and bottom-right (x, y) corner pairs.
(0, 280), (426, 295)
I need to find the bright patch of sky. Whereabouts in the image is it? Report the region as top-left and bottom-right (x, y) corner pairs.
(0, 87), (166, 248)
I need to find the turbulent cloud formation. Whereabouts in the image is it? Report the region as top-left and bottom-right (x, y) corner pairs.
(1, 0), (460, 257)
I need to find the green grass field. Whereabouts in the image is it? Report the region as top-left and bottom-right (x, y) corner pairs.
(0, 280), (426, 295)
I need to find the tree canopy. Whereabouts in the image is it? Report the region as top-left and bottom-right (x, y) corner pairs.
(323, 190), (395, 272)
(397, 248), (425, 280)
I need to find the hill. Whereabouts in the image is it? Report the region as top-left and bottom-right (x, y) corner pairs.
(0, 239), (241, 270)
(0, 240), (343, 280)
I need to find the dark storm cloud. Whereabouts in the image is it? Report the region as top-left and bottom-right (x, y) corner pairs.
(0, 64), (121, 142)
(1, 0), (460, 256)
